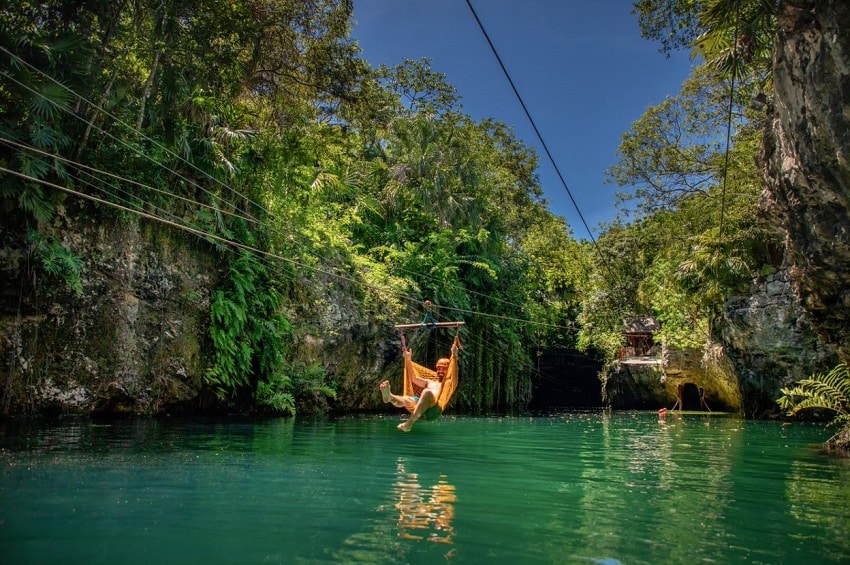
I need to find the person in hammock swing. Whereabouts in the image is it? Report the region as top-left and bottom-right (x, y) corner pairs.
(379, 335), (461, 432)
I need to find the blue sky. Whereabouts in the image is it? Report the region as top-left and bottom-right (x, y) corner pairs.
(350, 0), (696, 239)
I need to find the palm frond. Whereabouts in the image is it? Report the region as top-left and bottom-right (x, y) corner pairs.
(29, 80), (73, 121)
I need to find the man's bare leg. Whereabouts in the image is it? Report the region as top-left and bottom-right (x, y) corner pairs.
(380, 381), (416, 410)
(398, 390), (436, 432)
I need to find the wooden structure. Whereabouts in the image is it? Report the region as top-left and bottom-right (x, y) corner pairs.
(619, 317), (660, 363)
(394, 321), (465, 330)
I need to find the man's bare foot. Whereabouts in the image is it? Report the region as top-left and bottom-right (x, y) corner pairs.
(379, 380), (391, 403)
(397, 420), (412, 432)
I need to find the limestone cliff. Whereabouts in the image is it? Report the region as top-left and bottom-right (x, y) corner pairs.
(760, 0), (850, 363)
(0, 202), (215, 414)
(603, 266), (838, 417)
(720, 267), (838, 417)
(0, 200), (403, 416)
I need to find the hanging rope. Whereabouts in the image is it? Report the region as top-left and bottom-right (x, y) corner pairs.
(717, 6), (740, 248)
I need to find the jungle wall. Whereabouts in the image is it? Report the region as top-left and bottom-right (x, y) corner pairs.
(0, 202), (841, 417)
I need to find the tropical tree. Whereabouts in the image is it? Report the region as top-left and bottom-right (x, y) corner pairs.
(1, 0), (598, 416)
(580, 0), (782, 364)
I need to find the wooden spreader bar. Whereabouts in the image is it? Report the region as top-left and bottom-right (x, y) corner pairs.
(394, 321), (465, 330)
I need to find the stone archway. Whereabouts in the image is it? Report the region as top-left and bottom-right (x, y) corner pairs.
(671, 382), (713, 412)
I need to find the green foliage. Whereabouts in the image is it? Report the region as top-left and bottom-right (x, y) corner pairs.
(374, 58), (459, 117)
(676, 228), (752, 308)
(8, 0), (791, 419)
(205, 253), (291, 406)
(255, 372), (296, 416)
(640, 254), (708, 350)
(633, 0), (776, 81)
(204, 249), (339, 416)
(255, 361), (338, 416)
(692, 0), (776, 79)
(17, 184), (55, 224)
(26, 229), (83, 296)
(607, 67), (738, 217)
(778, 364), (850, 448)
(590, 10), (781, 362)
(634, 0), (708, 55)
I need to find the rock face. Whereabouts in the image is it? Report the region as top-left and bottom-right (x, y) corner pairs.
(760, 0), (850, 363)
(0, 204), (216, 415)
(0, 201), (402, 416)
(720, 268), (838, 417)
(604, 344), (743, 413)
(604, 265), (840, 417)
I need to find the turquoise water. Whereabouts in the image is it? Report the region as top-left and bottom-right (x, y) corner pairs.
(1, 412), (848, 564)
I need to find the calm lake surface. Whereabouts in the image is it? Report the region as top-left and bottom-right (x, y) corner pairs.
(1, 412), (848, 564)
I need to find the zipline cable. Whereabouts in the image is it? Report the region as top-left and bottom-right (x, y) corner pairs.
(0, 51), (575, 331)
(463, 0), (624, 293)
(0, 162), (576, 332)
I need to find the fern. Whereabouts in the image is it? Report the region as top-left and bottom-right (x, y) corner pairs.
(28, 120), (72, 150)
(19, 151), (50, 179)
(256, 373), (296, 416)
(26, 229), (83, 296)
(206, 290), (250, 392)
(293, 363), (337, 399)
(778, 363), (850, 448)
(205, 251), (297, 413)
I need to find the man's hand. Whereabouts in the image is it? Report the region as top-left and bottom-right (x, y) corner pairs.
(452, 335), (462, 355)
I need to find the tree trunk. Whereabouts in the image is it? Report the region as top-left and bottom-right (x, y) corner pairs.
(137, 46), (162, 131)
(760, 0), (850, 363)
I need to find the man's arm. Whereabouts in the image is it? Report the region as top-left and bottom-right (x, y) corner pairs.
(403, 347), (430, 389)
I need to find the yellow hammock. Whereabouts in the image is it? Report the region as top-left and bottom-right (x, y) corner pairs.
(396, 322), (463, 412)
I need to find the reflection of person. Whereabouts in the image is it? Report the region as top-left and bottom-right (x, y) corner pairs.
(379, 337), (460, 432)
(394, 461), (456, 545)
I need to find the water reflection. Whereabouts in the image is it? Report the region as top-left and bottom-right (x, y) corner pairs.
(785, 456), (850, 556)
(2, 414), (847, 564)
(392, 458), (456, 546)
(570, 411), (744, 562)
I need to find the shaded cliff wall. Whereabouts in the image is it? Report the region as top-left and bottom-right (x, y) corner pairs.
(761, 0), (850, 363)
(0, 203), (216, 415)
(0, 200), (408, 416)
(720, 267), (839, 417)
(285, 270), (403, 412)
(528, 348), (605, 409)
